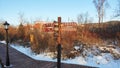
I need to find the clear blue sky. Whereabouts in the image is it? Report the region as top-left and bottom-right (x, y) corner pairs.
(0, 0), (119, 25)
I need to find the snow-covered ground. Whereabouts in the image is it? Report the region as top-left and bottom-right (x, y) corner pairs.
(0, 41), (6, 44)
(10, 44), (87, 65)
(10, 44), (120, 68)
(0, 41), (120, 68)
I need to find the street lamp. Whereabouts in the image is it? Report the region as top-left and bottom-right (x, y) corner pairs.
(3, 21), (10, 66)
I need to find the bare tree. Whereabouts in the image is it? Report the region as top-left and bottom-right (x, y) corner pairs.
(77, 13), (84, 24)
(93, 0), (109, 24)
(77, 12), (89, 24)
(84, 12), (89, 24)
(77, 12), (92, 41)
(18, 12), (25, 24)
(77, 12), (94, 24)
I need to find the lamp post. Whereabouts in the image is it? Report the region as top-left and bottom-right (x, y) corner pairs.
(3, 21), (10, 66)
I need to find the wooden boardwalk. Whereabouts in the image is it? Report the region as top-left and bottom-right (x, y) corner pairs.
(0, 43), (97, 68)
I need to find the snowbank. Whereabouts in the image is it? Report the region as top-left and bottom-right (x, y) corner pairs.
(10, 44), (87, 65)
(10, 44), (120, 68)
(0, 41), (6, 44)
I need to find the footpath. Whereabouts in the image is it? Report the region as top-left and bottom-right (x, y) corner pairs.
(0, 43), (97, 68)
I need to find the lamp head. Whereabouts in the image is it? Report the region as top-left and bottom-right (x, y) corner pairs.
(3, 21), (10, 30)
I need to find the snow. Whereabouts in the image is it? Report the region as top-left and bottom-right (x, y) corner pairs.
(62, 56), (87, 65)
(96, 56), (108, 64)
(86, 53), (120, 68)
(10, 44), (87, 65)
(11, 44), (57, 62)
(0, 41), (119, 68)
(112, 48), (120, 54)
(0, 41), (6, 44)
(74, 46), (80, 50)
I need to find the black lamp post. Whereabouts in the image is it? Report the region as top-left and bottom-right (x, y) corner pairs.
(3, 21), (10, 66)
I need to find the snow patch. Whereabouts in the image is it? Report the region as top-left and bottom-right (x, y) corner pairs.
(0, 41), (6, 44)
(10, 44), (87, 65)
(10, 44), (120, 68)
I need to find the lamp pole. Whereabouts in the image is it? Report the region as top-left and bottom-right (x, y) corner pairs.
(3, 21), (10, 66)
(6, 28), (10, 66)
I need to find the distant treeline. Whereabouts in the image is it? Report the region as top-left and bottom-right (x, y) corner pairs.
(89, 21), (120, 39)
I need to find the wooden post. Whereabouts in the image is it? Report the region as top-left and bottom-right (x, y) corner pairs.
(57, 17), (61, 68)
